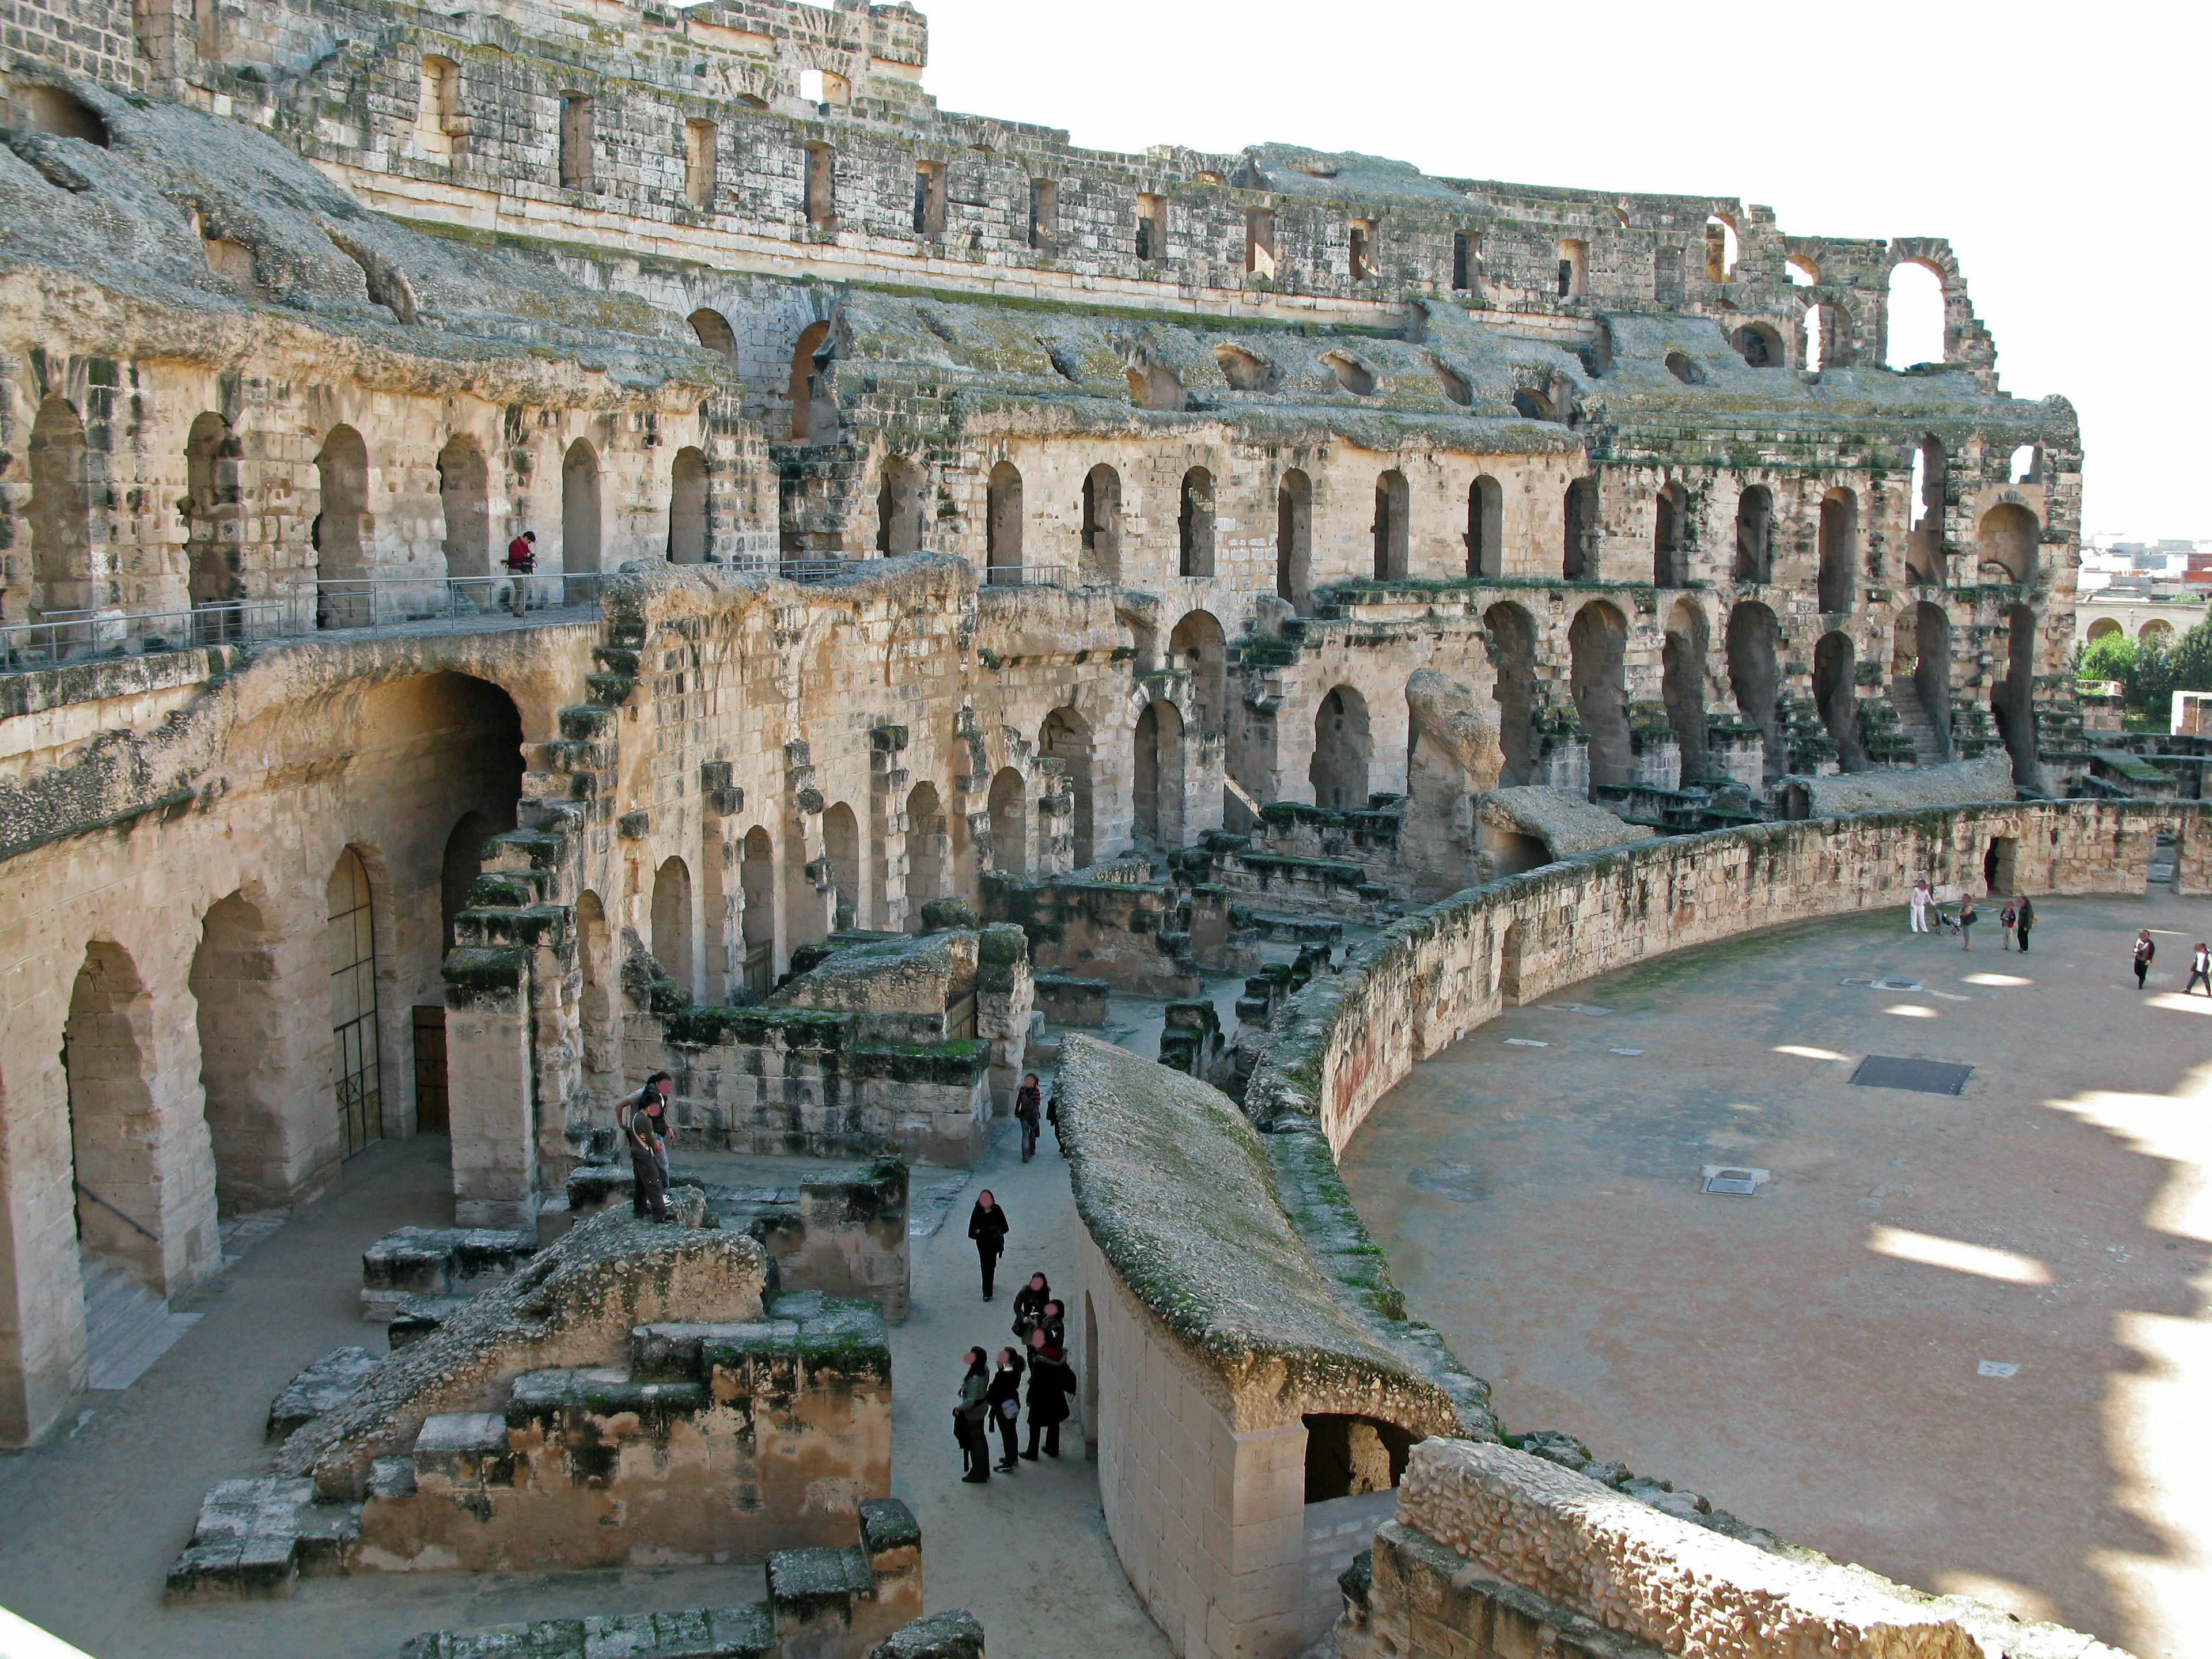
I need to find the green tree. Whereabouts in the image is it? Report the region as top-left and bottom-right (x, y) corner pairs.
(2127, 615), (2212, 719)
(2078, 632), (2135, 684)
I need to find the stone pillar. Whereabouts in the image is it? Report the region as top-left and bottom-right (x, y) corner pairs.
(975, 924), (1032, 1112)
(444, 946), (537, 1228)
(1187, 729), (1227, 839)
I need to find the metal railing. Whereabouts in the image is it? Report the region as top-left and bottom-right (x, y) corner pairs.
(0, 574), (608, 676)
(774, 559), (854, 584)
(984, 563), (1077, 589)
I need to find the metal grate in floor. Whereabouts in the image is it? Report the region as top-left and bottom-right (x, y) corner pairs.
(1850, 1055), (1974, 1095)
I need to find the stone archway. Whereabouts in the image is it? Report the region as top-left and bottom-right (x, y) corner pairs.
(1310, 685), (1370, 811)
(1661, 598), (1709, 783)
(1569, 602), (1630, 791)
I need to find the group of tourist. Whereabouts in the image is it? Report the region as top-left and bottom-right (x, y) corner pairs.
(955, 1202), (1075, 1482)
(2136, 931), (2212, 993)
(1906, 879), (2034, 952)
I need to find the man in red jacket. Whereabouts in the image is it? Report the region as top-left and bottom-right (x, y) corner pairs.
(504, 529), (536, 616)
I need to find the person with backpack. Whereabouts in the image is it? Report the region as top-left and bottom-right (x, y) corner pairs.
(1014, 1073), (1043, 1162)
(2135, 929), (2156, 990)
(617, 1071), (675, 1222)
(954, 1348), (992, 1483)
(986, 1346), (1025, 1473)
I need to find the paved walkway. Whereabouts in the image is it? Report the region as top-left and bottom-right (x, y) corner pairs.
(1340, 890), (2212, 1659)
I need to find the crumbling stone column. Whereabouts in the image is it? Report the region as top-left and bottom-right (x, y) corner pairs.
(444, 946), (538, 1229)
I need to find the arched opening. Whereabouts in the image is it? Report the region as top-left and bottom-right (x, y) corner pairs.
(986, 461), (1023, 581)
(1570, 602), (1630, 791)
(1661, 599), (1709, 783)
(313, 425), (369, 597)
(1992, 603), (2040, 786)
(2140, 619), (2175, 647)
(2008, 445), (2041, 485)
(576, 890), (619, 1101)
(185, 411), (241, 611)
(1513, 389), (1556, 422)
(821, 804), (861, 930)
(562, 439), (601, 574)
(905, 783), (946, 917)
(1179, 468), (1215, 578)
(1730, 323), (1782, 368)
(1169, 609), (1226, 734)
(66, 941), (168, 1291)
(1124, 358), (1185, 412)
(1135, 699), (1187, 845)
(441, 810), (491, 953)
(1498, 918), (1528, 1006)
(14, 83), (110, 145)
(668, 446), (709, 564)
(1323, 353), (1376, 396)
(1277, 469), (1312, 612)
(877, 455), (925, 557)
(987, 768), (1028, 875)
(436, 434), (490, 579)
(1885, 260), (1946, 369)
(1081, 464), (1121, 581)
(1733, 485), (1772, 582)
(1372, 469), (1409, 581)
(1906, 438), (1945, 584)
(1813, 631), (1865, 771)
(1309, 684), (1370, 812)
(327, 847), (385, 1159)
(1804, 301), (1851, 371)
(1039, 710), (1095, 869)
(1484, 602), (1539, 786)
(1703, 215), (1738, 282)
(2085, 617), (2121, 644)
(1817, 489), (1857, 614)
(652, 857), (696, 998)
(1909, 601), (1953, 761)
(1664, 351), (1703, 385)
(688, 308), (736, 363)
(1302, 1414), (1415, 1502)
(191, 895), (289, 1215)
(1726, 601), (1782, 779)
(1976, 504), (2038, 586)
(740, 829), (777, 994)
(789, 319), (833, 442)
(1563, 478), (1596, 579)
(1467, 475), (1502, 579)
(1652, 480), (1689, 587)
(29, 395), (94, 615)
(1216, 344), (1277, 391)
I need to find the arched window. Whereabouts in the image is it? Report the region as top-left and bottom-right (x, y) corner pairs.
(1726, 601), (1782, 778)
(436, 434), (490, 579)
(1169, 609), (1226, 735)
(987, 767), (1027, 874)
(689, 308), (736, 364)
(1179, 467), (1214, 578)
(905, 782), (946, 916)
(14, 83), (109, 145)
(1134, 700), (1186, 844)
(789, 320), (832, 442)
(1038, 709), (1094, 869)
(1569, 601), (1630, 789)
(1277, 469), (1312, 612)
(1484, 603), (1539, 785)
(986, 461), (1023, 581)
(185, 410), (241, 611)
(1730, 323), (1782, 368)
(1372, 469), (1408, 580)
(1977, 505), (2039, 586)
(2009, 444), (2041, 484)
(1661, 599), (1709, 782)
(1652, 481), (1688, 587)
(1467, 475), (1502, 579)
(740, 829), (776, 992)
(314, 425), (369, 600)
(652, 856), (695, 997)
(1081, 464), (1121, 580)
(821, 803), (860, 930)
(28, 395), (93, 615)
(327, 847), (384, 1157)
(563, 439), (601, 573)
(1309, 685), (1370, 811)
(1817, 489), (1857, 613)
(1885, 261), (1946, 369)
(1813, 631), (1864, 771)
(1733, 485), (1772, 583)
(1703, 215), (1738, 282)
(668, 446), (709, 563)
(877, 456), (925, 556)
(1563, 478), (1597, 579)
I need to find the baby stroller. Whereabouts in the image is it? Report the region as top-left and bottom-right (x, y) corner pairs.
(1928, 882), (1964, 937)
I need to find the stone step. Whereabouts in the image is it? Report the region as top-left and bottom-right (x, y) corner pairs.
(80, 1250), (200, 1391)
(266, 1346), (379, 1442)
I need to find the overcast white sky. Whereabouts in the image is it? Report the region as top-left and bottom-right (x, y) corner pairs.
(910, 0), (2203, 543)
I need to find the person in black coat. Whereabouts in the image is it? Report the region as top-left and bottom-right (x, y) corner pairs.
(1011, 1272), (1050, 1342)
(968, 1190), (1009, 1300)
(1021, 1326), (1074, 1460)
(1039, 1298), (1066, 1350)
(2135, 929), (2156, 989)
(986, 1346), (1025, 1472)
(954, 1347), (991, 1483)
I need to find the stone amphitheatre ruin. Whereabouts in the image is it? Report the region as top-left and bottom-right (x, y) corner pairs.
(0, 2), (2202, 1658)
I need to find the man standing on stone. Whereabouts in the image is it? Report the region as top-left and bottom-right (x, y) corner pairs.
(618, 1071), (675, 1222)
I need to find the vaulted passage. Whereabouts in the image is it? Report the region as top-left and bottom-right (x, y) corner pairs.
(1277, 469), (1312, 611)
(1169, 609), (1226, 736)
(1813, 630), (1865, 772)
(1661, 599), (1709, 783)
(1726, 601), (1782, 778)
(29, 395), (94, 614)
(986, 461), (1022, 581)
(1991, 603), (2040, 786)
(1569, 601), (1630, 791)
(563, 439), (601, 574)
(1134, 699), (1187, 846)
(66, 941), (168, 1291)
(905, 782), (946, 915)
(185, 411), (241, 609)
(668, 446), (708, 565)
(1081, 464), (1121, 580)
(1817, 490), (1857, 615)
(1039, 707), (1096, 869)
(1484, 602), (1539, 786)
(877, 456), (926, 556)
(1309, 684), (1370, 811)
(821, 804), (860, 930)
(1372, 469), (1408, 580)
(1733, 486), (1772, 583)
(314, 425), (369, 596)
(988, 766), (1027, 874)
(652, 855), (695, 997)
(1467, 475), (1502, 579)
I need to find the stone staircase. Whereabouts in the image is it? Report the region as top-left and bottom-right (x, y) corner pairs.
(1887, 676), (1948, 764)
(79, 1248), (200, 1391)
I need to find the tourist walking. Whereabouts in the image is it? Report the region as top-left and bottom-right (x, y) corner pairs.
(1999, 898), (2017, 951)
(955, 1348), (992, 1483)
(2015, 895), (2035, 953)
(1021, 1325), (1074, 1461)
(1909, 878), (1932, 934)
(1957, 895), (1976, 952)
(2135, 929), (2156, 990)
(1011, 1272), (1051, 1343)
(986, 1346), (1025, 1472)
(505, 529), (536, 617)
(1014, 1073), (1043, 1162)
(968, 1190), (1009, 1300)
(618, 1070), (675, 1222)
(2190, 943), (2211, 996)
(1045, 1082), (1066, 1156)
